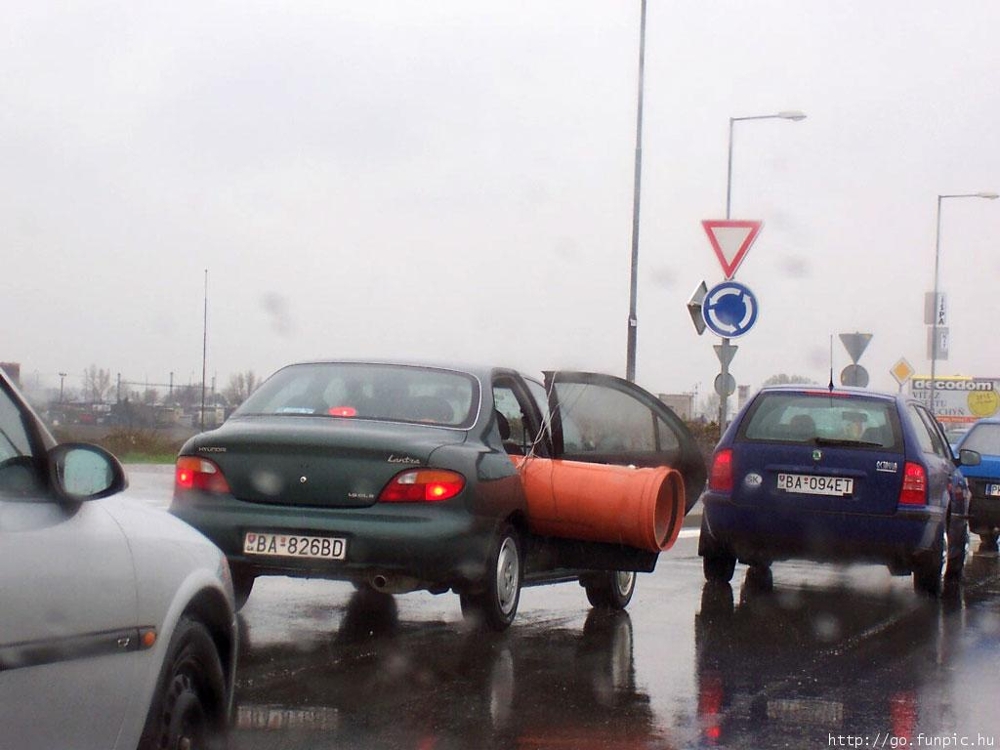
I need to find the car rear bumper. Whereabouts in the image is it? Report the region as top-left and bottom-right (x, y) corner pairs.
(700, 493), (945, 565)
(169, 491), (499, 590)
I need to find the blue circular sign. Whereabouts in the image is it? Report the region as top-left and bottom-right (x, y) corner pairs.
(702, 281), (759, 338)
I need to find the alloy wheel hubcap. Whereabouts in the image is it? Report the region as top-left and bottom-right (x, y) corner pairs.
(496, 538), (519, 614)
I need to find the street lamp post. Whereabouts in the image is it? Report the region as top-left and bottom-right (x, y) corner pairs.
(726, 111), (806, 221)
(929, 191), (998, 412)
(717, 110), (806, 429)
(625, 0), (647, 383)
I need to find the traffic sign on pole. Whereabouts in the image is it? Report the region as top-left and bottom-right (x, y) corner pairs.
(702, 220), (763, 279)
(839, 333), (873, 364)
(701, 281), (759, 338)
(687, 280), (708, 336)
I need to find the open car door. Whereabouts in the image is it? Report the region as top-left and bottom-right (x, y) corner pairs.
(544, 371), (707, 514)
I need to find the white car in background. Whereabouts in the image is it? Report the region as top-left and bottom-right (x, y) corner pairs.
(0, 369), (237, 750)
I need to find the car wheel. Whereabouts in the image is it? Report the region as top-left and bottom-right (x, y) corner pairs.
(139, 616), (227, 750)
(978, 532), (999, 554)
(583, 570), (637, 609)
(744, 564), (773, 592)
(702, 550), (737, 584)
(460, 525), (522, 631)
(913, 520), (948, 597)
(946, 513), (969, 580)
(231, 566), (255, 611)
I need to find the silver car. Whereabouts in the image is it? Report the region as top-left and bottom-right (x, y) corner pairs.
(0, 370), (237, 750)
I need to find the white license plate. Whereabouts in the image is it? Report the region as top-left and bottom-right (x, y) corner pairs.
(987, 484), (1000, 498)
(244, 532), (346, 560)
(776, 473), (854, 497)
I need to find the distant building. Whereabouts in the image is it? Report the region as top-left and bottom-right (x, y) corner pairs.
(658, 392), (695, 421)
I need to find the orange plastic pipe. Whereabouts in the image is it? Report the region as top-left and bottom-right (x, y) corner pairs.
(511, 456), (685, 552)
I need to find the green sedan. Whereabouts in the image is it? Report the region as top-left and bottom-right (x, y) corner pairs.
(170, 361), (705, 630)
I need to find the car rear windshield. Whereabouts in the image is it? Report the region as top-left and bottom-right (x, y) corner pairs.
(234, 363), (480, 428)
(960, 423), (1000, 456)
(739, 392), (902, 450)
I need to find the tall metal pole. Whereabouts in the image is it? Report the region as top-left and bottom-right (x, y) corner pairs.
(929, 192), (998, 414)
(930, 195), (943, 413)
(717, 111), (806, 429)
(201, 269), (208, 431)
(625, 0), (646, 383)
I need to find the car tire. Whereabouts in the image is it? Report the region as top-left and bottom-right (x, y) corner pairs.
(231, 566), (255, 611)
(583, 570), (637, 610)
(702, 551), (737, 584)
(946, 513), (969, 580)
(460, 525), (522, 632)
(978, 532), (999, 554)
(745, 564), (773, 592)
(913, 520), (948, 597)
(138, 616), (227, 750)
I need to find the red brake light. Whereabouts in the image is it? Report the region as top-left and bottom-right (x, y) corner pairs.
(709, 449), (734, 492)
(378, 469), (466, 503)
(898, 462), (927, 505)
(327, 406), (357, 417)
(175, 456), (231, 494)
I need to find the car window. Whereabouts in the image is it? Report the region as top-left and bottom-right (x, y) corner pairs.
(234, 363), (479, 428)
(0, 388), (33, 462)
(0, 386), (45, 497)
(912, 406), (952, 459)
(740, 392), (901, 449)
(553, 382), (675, 454)
(907, 404), (942, 456)
(961, 423), (1000, 455)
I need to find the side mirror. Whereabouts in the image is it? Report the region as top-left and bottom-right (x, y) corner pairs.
(958, 448), (981, 468)
(47, 443), (128, 502)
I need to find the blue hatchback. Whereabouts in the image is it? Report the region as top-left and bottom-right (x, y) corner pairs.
(699, 386), (980, 595)
(955, 418), (1000, 552)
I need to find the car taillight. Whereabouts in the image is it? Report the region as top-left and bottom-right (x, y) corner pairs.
(708, 449), (734, 492)
(378, 469), (465, 502)
(175, 456), (231, 494)
(898, 462), (926, 505)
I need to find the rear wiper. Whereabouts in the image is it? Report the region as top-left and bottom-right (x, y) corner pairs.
(814, 437), (882, 448)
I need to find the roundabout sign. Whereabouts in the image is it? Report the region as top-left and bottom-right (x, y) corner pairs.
(701, 281), (759, 339)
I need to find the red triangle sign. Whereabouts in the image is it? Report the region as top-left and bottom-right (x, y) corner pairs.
(702, 220), (763, 279)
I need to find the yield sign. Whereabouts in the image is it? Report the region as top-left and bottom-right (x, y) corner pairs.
(839, 332), (873, 364)
(702, 220), (763, 279)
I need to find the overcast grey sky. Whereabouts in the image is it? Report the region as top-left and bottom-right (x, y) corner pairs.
(4, 1), (999, 402)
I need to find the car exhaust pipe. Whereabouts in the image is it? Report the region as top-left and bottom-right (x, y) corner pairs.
(368, 574), (421, 594)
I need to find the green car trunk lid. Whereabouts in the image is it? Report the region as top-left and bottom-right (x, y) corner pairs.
(189, 416), (467, 508)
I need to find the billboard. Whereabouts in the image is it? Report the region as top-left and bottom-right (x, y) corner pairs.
(910, 376), (1000, 424)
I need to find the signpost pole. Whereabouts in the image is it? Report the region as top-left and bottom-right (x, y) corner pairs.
(718, 337), (730, 429)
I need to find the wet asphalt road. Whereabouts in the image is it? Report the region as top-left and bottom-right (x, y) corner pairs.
(126, 465), (1000, 750)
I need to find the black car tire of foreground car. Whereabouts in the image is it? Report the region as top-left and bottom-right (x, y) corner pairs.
(169, 360), (707, 631)
(698, 385), (980, 597)
(0, 369), (237, 750)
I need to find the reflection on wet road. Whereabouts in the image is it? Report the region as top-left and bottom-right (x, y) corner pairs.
(227, 543), (1000, 750)
(120, 467), (1000, 749)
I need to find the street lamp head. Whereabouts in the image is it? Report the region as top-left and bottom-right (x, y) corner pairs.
(976, 192), (999, 200)
(777, 110), (807, 121)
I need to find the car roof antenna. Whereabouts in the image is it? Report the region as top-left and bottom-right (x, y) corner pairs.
(828, 334), (835, 392)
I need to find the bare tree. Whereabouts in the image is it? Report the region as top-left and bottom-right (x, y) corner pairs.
(224, 370), (259, 408)
(83, 365), (112, 404)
